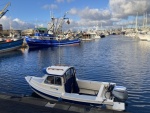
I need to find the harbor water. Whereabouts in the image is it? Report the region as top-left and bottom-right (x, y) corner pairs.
(0, 35), (150, 113)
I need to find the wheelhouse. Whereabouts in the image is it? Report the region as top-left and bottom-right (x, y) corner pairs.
(43, 66), (79, 93)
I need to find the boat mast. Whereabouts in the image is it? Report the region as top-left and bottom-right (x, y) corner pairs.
(135, 12), (138, 32)
(143, 13), (145, 28)
(145, 12), (147, 28)
(0, 2), (10, 19)
(56, 12), (69, 35)
(47, 11), (55, 35)
(48, 12), (69, 36)
(51, 11), (55, 34)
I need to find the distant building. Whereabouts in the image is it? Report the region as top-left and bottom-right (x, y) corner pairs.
(0, 29), (22, 37)
(22, 29), (34, 36)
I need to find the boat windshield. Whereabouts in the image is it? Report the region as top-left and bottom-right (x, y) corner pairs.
(44, 75), (62, 86)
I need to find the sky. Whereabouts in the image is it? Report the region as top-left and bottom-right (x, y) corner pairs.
(0, 0), (150, 31)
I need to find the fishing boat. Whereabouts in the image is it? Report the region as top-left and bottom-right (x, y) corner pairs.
(81, 31), (100, 41)
(25, 65), (128, 111)
(25, 32), (81, 48)
(0, 38), (24, 53)
(25, 12), (81, 48)
(0, 2), (24, 53)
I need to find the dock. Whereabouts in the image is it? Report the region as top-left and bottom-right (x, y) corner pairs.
(0, 93), (130, 113)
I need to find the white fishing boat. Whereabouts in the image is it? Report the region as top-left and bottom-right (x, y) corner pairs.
(81, 31), (100, 41)
(25, 65), (128, 111)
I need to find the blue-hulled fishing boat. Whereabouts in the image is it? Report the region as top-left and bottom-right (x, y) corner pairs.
(0, 2), (23, 53)
(25, 12), (81, 48)
(25, 33), (81, 48)
(0, 38), (24, 53)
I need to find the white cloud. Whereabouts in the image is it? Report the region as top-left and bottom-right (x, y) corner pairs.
(108, 0), (150, 28)
(50, 4), (58, 9)
(55, 0), (73, 3)
(2, 0), (150, 31)
(0, 16), (11, 29)
(68, 7), (113, 30)
(13, 18), (25, 25)
(0, 16), (35, 30)
(56, 0), (64, 3)
(67, 0), (74, 3)
(69, 7), (111, 21)
(42, 4), (58, 10)
(67, 0), (150, 30)
(109, 0), (150, 18)
(69, 8), (78, 15)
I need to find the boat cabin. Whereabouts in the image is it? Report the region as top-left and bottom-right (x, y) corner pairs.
(43, 66), (80, 93)
(41, 65), (114, 98)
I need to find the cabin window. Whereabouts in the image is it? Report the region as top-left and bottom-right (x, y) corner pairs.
(45, 76), (62, 86)
(45, 76), (54, 84)
(65, 69), (71, 81)
(55, 76), (62, 85)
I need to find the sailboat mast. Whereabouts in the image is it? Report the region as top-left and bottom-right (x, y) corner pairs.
(143, 13), (145, 28)
(135, 12), (138, 32)
(145, 12), (147, 28)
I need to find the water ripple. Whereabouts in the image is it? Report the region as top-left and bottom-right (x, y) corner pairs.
(0, 36), (150, 113)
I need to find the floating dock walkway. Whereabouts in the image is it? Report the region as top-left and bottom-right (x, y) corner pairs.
(0, 93), (130, 113)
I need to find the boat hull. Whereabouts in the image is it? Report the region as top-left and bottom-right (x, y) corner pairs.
(138, 34), (148, 41)
(50, 39), (81, 47)
(31, 85), (102, 107)
(29, 81), (125, 111)
(0, 38), (24, 53)
(26, 37), (81, 48)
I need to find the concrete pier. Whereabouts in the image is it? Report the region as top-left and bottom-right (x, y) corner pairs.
(0, 93), (130, 113)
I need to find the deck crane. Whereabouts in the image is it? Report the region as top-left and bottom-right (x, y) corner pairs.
(47, 12), (70, 36)
(56, 12), (69, 35)
(0, 2), (10, 19)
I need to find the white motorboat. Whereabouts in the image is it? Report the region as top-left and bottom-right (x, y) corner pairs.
(81, 31), (101, 41)
(138, 33), (148, 41)
(25, 65), (128, 111)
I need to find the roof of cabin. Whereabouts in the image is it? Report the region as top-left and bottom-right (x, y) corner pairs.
(36, 27), (47, 31)
(45, 65), (72, 76)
